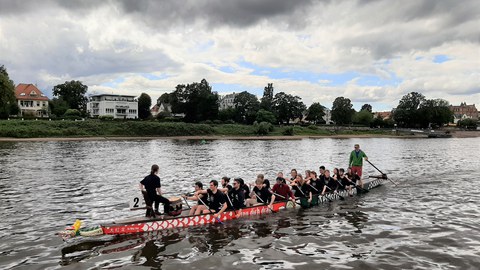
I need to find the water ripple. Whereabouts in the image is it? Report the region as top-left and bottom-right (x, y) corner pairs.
(0, 138), (479, 269)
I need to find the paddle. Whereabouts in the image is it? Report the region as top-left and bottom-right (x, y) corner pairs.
(182, 195), (192, 210)
(324, 185), (345, 200)
(270, 190), (299, 202)
(253, 192), (276, 213)
(307, 183), (332, 202)
(225, 192), (237, 211)
(366, 160), (398, 186)
(197, 196), (224, 224)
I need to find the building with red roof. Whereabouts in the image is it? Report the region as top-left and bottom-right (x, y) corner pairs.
(15, 84), (49, 117)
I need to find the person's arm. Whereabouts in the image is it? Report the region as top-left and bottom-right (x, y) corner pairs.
(156, 187), (162, 195)
(214, 202), (228, 218)
(349, 152), (353, 167)
(184, 194), (199, 201)
(195, 189), (208, 196)
(308, 191), (312, 203)
(363, 151), (368, 161)
(249, 188), (256, 199)
(269, 194), (276, 205)
(139, 183), (145, 191)
(288, 188), (295, 200)
(321, 185), (327, 195)
(218, 187), (229, 193)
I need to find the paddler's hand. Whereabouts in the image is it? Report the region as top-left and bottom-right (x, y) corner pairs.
(213, 213), (219, 219)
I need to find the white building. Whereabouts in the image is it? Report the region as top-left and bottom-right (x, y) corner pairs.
(87, 94), (138, 119)
(219, 92), (237, 110)
(323, 108), (332, 124)
(15, 84), (49, 117)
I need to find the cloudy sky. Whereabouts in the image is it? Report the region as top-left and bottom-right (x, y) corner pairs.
(1, 0), (479, 111)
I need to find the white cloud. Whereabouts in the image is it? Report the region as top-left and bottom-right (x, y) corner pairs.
(0, 0), (478, 111)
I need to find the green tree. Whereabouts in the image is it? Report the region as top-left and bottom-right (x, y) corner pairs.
(393, 92), (425, 127)
(260, 83), (274, 111)
(353, 110), (374, 126)
(138, 93), (152, 119)
(234, 91), (260, 124)
(255, 109), (277, 124)
(49, 97), (69, 117)
(361, 103), (372, 112)
(273, 92), (306, 124)
(457, 118), (478, 130)
(64, 108), (81, 119)
(305, 102), (325, 124)
(0, 65), (17, 118)
(331, 97), (355, 125)
(418, 99), (453, 128)
(170, 79), (219, 122)
(52, 80), (88, 113)
(218, 108), (237, 122)
(157, 92), (171, 104)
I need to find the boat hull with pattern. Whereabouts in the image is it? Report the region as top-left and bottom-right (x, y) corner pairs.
(99, 178), (386, 235)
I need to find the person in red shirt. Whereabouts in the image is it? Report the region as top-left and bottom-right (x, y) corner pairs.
(269, 176), (295, 209)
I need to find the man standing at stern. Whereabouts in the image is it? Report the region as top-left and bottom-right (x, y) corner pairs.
(349, 144), (368, 188)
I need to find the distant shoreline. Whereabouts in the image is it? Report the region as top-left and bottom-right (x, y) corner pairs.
(0, 131), (478, 142)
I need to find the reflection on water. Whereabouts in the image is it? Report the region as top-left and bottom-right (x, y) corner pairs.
(0, 138), (480, 269)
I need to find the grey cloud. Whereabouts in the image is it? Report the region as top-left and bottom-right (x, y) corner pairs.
(339, 0), (480, 59)
(116, 0), (317, 29)
(0, 0), (317, 28)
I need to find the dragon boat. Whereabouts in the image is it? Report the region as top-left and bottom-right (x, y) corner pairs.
(61, 177), (387, 238)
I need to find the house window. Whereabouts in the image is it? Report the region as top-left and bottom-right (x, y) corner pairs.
(20, 93), (26, 96)
(37, 102), (40, 107)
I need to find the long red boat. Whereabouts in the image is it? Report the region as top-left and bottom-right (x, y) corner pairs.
(62, 177), (386, 238)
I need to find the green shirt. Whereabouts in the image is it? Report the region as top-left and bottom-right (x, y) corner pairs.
(349, 150), (367, 167)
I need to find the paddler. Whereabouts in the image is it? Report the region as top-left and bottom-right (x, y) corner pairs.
(139, 164), (170, 217)
(182, 181), (204, 215)
(321, 169), (338, 196)
(269, 175), (295, 208)
(246, 178), (272, 207)
(194, 180), (228, 218)
(227, 178), (246, 209)
(291, 174), (312, 208)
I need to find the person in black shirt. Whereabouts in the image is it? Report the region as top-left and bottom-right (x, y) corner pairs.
(308, 171), (323, 195)
(321, 169), (338, 195)
(256, 174), (270, 190)
(139, 164), (170, 217)
(219, 176), (233, 194)
(276, 172), (287, 184)
(338, 168), (353, 195)
(291, 174), (312, 208)
(227, 178), (246, 209)
(289, 169), (298, 183)
(194, 180), (227, 218)
(236, 178), (251, 199)
(246, 178), (272, 206)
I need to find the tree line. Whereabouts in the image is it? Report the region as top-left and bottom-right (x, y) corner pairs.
(0, 65), (465, 128)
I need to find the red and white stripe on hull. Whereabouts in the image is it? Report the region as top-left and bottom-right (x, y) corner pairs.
(101, 201), (287, 235)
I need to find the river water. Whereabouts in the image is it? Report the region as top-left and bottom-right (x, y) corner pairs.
(0, 138), (479, 269)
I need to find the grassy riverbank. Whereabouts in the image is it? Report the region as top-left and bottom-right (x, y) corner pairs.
(0, 119), (397, 139)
